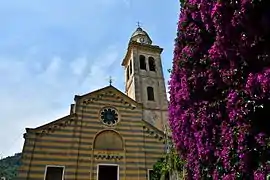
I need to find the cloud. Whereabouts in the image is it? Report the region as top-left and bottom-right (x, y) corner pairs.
(78, 46), (123, 93)
(0, 44), (123, 157)
(70, 57), (88, 76)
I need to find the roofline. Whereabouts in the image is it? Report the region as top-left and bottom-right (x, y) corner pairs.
(31, 114), (77, 131)
(142, 119), (165, 136)
(74, 86), (111, 101)
(122, 41), (163, 66)
(130, 33), (153, 44)
(75, 85), (143, 107)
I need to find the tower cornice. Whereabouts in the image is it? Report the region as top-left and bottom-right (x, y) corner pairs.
(122, 41), (163, 66)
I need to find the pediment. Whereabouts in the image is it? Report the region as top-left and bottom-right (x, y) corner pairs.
(74, 85), (142, 110)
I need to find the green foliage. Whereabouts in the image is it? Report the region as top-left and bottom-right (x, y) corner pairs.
(151, 138), (186, 180)
(151, 151), (186, 180)
(179, 0), (185, 6)
(0, 153), (21, 180)
(152, 158), (165, 180)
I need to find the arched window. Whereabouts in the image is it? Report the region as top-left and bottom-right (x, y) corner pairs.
(126, 67), (130, 80)
(148, 57), (155, 71)
(140, 55), (146, 70)
(129, 60), (133, 74)
(147, 86), (154, 101)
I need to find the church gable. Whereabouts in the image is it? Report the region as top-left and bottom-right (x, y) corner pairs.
(74, 85), (141, 111)
(68, 86), (148, 179)
(71, 85), (145, 133)
(71, 85), (144, 141)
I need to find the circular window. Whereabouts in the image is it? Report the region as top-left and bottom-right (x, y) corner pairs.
(100, 107), (119, 126)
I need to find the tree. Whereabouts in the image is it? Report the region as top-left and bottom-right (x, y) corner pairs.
(151, 158), (166, 180)
(0, 153), (21, 180)
(151, 127), (187, 180)
(151, 149), (187, 180)
(169, 0), (270, 179)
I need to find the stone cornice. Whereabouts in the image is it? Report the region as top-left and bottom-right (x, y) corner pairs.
(122, 41), (163, 66)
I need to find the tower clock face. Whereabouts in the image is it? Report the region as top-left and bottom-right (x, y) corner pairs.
(100, 107), (119, 126)
(139, 37), (145, 43)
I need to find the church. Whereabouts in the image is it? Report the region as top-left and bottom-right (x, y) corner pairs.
(18, 26), (169, 180)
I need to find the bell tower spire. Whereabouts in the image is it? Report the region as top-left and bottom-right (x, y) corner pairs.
(121, 26), (168, 131)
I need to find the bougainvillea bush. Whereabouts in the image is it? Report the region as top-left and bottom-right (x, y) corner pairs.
(169, 0), (270, 179)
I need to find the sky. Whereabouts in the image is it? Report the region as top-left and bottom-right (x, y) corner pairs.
(0, 0), (179, 158)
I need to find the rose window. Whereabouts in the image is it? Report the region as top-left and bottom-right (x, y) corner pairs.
(100, 107), (119, 126)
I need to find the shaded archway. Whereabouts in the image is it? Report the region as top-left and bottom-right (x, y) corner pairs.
(148, 57), (156, 71)
(140, 55), (146, 70)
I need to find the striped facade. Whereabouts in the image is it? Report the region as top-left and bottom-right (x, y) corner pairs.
(18, 86), (166, 180)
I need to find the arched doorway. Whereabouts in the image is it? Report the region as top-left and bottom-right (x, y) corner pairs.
(93, 130), (124, 180)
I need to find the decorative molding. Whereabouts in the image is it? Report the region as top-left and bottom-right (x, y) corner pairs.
(93, 152), (123, 161)
(142, 125), (165, 143)
(83, 91), (137, 110)
(37, 117), (76, 137)
(83, 93), (105, 104)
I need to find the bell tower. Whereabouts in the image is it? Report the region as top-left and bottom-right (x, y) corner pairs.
(122, 26), (168, 131)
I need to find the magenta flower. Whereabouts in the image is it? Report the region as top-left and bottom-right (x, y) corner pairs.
(169, 0), (270, 179)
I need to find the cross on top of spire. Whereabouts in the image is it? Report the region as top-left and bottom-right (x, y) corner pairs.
(109, 76), (113, 86)
(137, 21), (141, 28)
